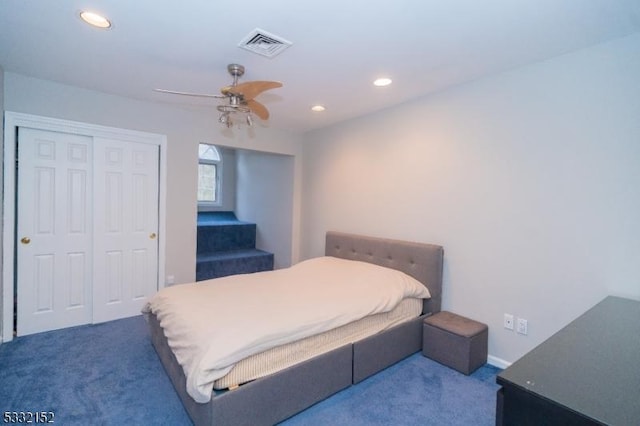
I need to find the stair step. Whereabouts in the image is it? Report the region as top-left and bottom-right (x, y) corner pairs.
(196, 249), (274, 281)
(196, 211), (274, 280)
(197, 222), (256, 253)
(197, 211), (246, 225)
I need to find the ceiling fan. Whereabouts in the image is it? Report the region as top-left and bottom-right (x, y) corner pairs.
(154, 63), (282, 127)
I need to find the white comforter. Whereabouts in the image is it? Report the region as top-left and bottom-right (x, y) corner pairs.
(143, 256), (431, 403)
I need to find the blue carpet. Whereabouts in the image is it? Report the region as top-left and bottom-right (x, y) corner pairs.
(195, 211), (274, 280)
(0, 316), (500, 425)
(281, 353), (500, 426)
(197, 211), (249, 225)
(196, 249), (274, 281)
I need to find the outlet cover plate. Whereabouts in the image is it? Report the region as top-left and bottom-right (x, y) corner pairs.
(517, 318), (528, 335)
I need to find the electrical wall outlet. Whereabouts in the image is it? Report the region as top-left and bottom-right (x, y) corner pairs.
(166, 275), (175, 285)
(517, 318), (528, 335)
(504, 313), (514, 330)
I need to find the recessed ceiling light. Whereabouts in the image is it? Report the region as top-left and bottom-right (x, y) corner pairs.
(373, 78), (392, 87)
(80, 11), (112, 29)
(311, 105), (326, 112)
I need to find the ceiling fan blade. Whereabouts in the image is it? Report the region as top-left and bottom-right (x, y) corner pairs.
(246, 99), (270, 120)
(154, 88), (225, 98)
(227, 81), (283, 100)
(220, 86), (234, 96)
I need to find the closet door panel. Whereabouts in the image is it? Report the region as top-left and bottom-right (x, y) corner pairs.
(16, 128), (93, 335)
(93, 137), (159, 323)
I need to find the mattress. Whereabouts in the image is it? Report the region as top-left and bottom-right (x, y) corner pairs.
(214, 297), (422, 389)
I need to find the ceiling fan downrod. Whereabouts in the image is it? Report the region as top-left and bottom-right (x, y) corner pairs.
(227, 64), (245, 86)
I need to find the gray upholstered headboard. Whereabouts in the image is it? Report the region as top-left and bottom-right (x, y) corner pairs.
(325, 231), (444, 315)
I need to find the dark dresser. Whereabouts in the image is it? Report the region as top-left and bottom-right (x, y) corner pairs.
(496, 296), (640, 425)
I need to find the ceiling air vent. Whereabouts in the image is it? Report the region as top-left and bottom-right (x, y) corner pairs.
(238, 28), (292, 58)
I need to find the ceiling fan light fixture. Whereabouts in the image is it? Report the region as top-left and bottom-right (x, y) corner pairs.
(79, 11), (112, 29)
(219, 112), (234, 128)
(373, 77), (392, 87)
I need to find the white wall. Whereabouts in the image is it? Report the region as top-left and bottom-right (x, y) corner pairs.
(235, 150), (295, 269)
(3, 73), (303, 287)
(300, 33), (640, 364)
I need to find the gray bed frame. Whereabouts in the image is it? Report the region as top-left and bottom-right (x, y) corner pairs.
(148, 231), (444, 426)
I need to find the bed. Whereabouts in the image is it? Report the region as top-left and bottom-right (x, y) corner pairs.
(146, 231), (444, 426)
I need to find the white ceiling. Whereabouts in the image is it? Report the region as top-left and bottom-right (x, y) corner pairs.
(1, 1), (639, 133)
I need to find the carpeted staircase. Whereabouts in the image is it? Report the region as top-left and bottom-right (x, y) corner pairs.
(196, 211), (274, 281)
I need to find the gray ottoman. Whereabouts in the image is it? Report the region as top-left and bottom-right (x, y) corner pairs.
(422, 311), (488, 375)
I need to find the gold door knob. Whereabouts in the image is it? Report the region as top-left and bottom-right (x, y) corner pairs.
(21, 237), (31, 244)
(149, 233), (157, 239)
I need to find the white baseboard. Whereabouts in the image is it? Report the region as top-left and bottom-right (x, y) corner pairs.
(487, 355), (511, 370)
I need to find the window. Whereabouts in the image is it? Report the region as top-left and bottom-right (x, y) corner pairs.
(198, 143), (222, 206)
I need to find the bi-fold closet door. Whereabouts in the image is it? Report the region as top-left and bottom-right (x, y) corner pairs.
(16, 127), (160, 336)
